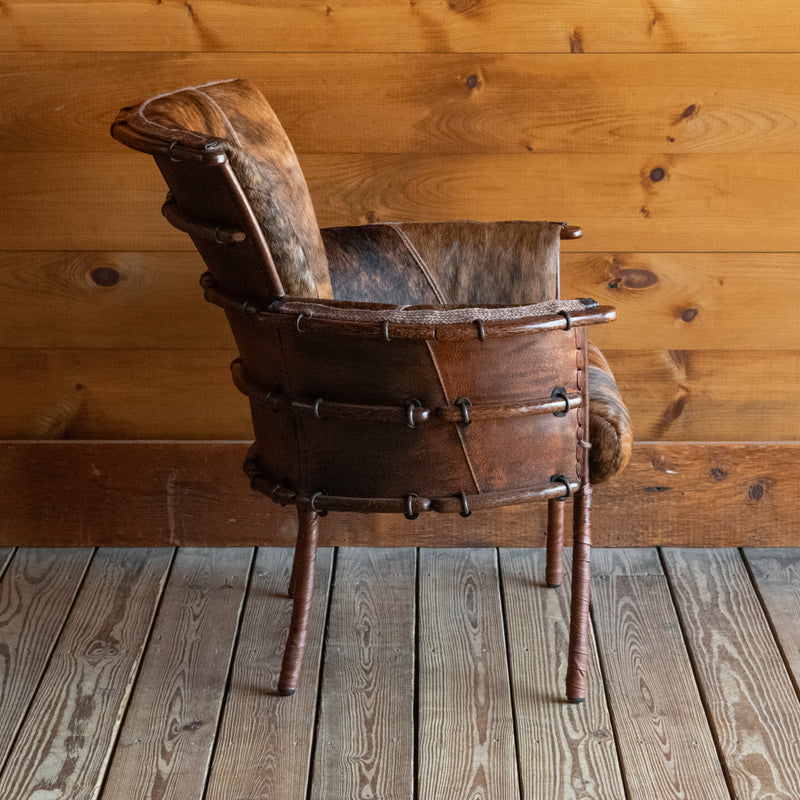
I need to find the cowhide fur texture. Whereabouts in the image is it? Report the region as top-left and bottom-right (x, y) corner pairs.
(132, 78), (332, 299)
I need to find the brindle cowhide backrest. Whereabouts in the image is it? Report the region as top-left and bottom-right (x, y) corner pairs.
(323, 221), (562, 306)
(133, 78), (332, 298)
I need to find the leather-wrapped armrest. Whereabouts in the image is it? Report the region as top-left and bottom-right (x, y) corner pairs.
(587, 343), (633, 483)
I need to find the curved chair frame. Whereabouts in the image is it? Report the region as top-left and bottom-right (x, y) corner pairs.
(112, 89), (620, 703)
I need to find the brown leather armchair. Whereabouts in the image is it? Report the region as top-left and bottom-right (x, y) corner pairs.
(112, 78), (632, 703)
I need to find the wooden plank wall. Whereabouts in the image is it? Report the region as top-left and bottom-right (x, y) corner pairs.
(0, 2), (798, 543)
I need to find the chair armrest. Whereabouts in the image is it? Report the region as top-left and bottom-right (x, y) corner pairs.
(587, 343), (633, 483)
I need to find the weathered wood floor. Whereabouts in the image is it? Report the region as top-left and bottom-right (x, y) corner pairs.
(1, 546), (799, 800)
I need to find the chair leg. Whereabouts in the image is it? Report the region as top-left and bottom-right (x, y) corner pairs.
(566, 484), (592, 704)
(546, 498), (565, 588)
(287, 538), (302, 598)
(278, 506), (320, 697)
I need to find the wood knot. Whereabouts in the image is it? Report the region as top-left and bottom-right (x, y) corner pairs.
(90, 266), (120, 287)
(448, 0), (481, 12)
(748, 482), (765, 502)
(710, 467), (727, 482)
(569, 29), (585, 53)
(608, 264), (658, 291)
(465, 74), (480, 90)
(681, 307), (698, 322)
(649, 167), (666, 182)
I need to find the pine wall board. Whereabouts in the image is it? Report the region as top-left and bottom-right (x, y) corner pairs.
(0, 1), (798, 544)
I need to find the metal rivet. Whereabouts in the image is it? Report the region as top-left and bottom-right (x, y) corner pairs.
(313, 398), (324, 419)
(474, 319), (486, 341)
(383, 320), (391, 342)
(296, 314), (305, 333)
(558, 310), (573, 330)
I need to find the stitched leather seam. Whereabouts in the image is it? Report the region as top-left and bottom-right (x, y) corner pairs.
(389, 224), (448, 305)
(424, 341), (481, 493)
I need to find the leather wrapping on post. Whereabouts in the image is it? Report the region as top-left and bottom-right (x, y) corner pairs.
(566, 324), (593, 702)
(278, 507), (320, 695)
(567, 485), (592, 701)
(546, 498), (565, 587)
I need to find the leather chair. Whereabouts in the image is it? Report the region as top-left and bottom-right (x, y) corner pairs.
(112, 79), (632, 703)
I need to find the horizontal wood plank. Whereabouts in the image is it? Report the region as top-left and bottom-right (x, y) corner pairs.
(3, 153), (800, 252)
(204, 547), (333, 800)
(0, 547), (173, 800)
(562, 252), (800, 353)
(100, 547), (252, 800)
(662, 548), (800, 799)
(0, 251), (228, 350)
(1, 347), (798, 441)
(4, 53), (800, 155)
(589, 548), (729, 799)
(1, 0), (798, 52)
(1, 440), (797, 548)
(0, 348), (248, 439)
(2, 251), (797, 353)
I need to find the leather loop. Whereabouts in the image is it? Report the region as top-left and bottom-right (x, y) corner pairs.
(550, 474), (572, 501)
(405, 399), (422, 429)
(551, 386), (570, 417)
(455, 397), (472, 426)
(309, 491), (328, 516)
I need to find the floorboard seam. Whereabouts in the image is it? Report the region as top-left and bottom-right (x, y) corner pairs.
(657, 547), (737, 800)
(413, 547), (420, 800)
(588, 577), (632, 800)
(0, 547), (17, 582)
(739, 547), (800, 704)
(305, 545), (337, 800)
(496, 548), (524, 800)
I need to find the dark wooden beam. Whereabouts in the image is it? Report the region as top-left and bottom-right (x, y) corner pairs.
(1, 441), (796, 548)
